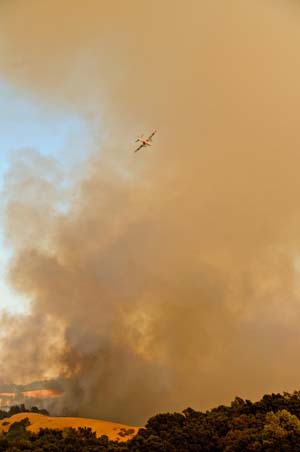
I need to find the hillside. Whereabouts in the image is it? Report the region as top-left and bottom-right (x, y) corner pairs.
(3, 392), (300, 450)
(0, 412), (138, 441)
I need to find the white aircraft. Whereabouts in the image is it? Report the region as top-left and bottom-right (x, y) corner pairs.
(134, 130), (157, 153)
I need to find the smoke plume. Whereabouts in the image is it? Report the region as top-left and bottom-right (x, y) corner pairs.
(2, 0), (300, 424)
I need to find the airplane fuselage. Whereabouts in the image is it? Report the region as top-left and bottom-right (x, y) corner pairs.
(138, 139), (152, 146)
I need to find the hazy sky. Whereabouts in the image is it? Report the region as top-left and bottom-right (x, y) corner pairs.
(0, 79), (92, 313)
(2, 0), (300, 425)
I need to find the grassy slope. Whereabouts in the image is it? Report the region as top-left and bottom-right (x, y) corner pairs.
(0, 412), (138, 441)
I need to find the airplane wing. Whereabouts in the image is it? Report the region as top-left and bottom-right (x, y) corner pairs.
(134, 143), (145, 153)
(147, 130), (157, 141)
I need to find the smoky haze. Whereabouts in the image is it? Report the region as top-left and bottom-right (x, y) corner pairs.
(1, 0), (300, 424)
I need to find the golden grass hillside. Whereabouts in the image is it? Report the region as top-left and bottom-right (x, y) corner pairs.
(0, 413), (139, 441)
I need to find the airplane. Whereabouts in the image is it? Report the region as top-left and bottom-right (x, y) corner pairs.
(134, 130), (157, 153)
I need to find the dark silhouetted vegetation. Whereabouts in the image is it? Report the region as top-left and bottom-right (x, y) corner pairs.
(4, 392), (300, 450)
(0, 405), (49, 420)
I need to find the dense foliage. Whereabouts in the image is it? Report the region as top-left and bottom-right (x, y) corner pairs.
(3, 392), (300, 450)
(0, 405), (49, 420)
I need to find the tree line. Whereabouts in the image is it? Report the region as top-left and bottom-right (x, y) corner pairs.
(0, 404), (49, 420)
(3, 392), (300, 450)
